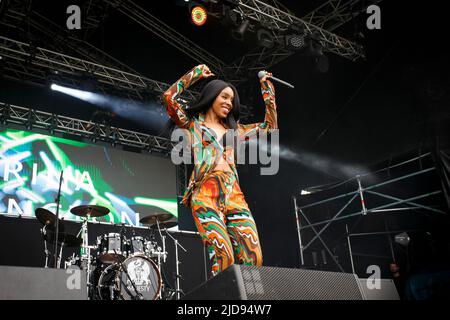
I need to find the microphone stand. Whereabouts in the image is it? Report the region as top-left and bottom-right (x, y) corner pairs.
(53, 170), (64, 269)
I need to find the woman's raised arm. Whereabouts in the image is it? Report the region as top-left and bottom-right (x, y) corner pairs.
(238, 72), (278, 138)
(162, 64), (214, 129)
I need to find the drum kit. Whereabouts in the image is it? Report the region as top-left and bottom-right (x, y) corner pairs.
(36, 205), (180, 300)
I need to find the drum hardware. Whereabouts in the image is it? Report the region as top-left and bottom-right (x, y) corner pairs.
(35, 206), (176, 300)
(35, 208), (65, 232)
(96, 233), (128, 264)
(139, 212), (174, 226)
(45, 231), (83, 248)
(70, 205), (110, 218)
(149, 219), (178, 230)
(65, 253), (81, 269)
(96, 253), (162, 300)
(154, 219), (186, 300)
(139, 213), (176, 265)
(113, 249), (144, 300)
(36, 207), (82, 268)
(78, 215), (91, 290)
(40, 224), (51, 268)
(36, 206), (66, 269)
(71, 205), (110, 294)
(47, 231), (83, 268)
(96, 263), (119, 300)
(58, 240), (64, 269)
(140, 213), (181, 298)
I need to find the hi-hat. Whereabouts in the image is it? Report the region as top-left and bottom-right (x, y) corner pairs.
(70, 205), (110, 218)
(35, 208), (65, 232)
(139, 213), (174, 226)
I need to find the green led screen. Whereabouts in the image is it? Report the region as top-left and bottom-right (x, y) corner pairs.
(0, 129), (177, 226)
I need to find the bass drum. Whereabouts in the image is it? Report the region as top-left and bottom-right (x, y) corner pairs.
(97, 255), (162, 300)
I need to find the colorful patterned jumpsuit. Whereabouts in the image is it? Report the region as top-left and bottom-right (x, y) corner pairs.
(162, 65), (278, 276)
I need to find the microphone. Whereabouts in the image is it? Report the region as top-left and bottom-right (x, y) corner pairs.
(258, 71), (294, 89)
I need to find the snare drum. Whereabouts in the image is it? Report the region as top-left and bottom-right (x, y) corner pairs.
(96, 233), (128, 264)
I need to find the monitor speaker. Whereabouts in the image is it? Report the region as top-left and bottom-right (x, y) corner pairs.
(182, 265), (365, 300)
(0, 265), (88, 300)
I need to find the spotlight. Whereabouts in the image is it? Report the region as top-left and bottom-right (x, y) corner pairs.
(256, 28), (275, 48)
(285, 34), (305, 50)
(231, 19), (250, 42)
(190, 5), (207, 26)
(284, 23), (306, 50)
(50, 83), (58, 91)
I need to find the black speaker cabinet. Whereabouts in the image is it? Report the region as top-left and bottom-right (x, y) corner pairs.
(0, 265), (88, 300)
(182, 265), (366, 300)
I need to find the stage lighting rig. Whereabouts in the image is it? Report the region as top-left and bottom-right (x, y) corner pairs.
(256, 28), (275, 49)
(284, 24), (307, 51)
(190, 4), (208, 26)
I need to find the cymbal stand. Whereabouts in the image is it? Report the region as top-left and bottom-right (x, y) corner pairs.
(41, 225), (50, 268)
(58, 241), (66, 269)
(153, 222), (169, 268)
(150, 224), (167, 299)
(78, 214), (94, 293)
(154, 220), (167, 264)
(156, 220), (187, 300)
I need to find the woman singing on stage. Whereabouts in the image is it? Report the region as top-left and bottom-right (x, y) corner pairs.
(162, 64), (277, 276)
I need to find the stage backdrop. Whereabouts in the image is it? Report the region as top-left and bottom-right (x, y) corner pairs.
(0, 129), (177, 226)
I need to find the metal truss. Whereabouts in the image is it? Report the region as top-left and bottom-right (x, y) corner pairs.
(80, 0), (113, 34)
(103, 0), (229, 78)
(224, 0), (369, 76)
(0, 0), (365, 121)
(97, 0), (254, 116)
(230, 43), (293, 74)
(293, 152), (447, 273)
(0, 101), (173, 154)
(0, 1), (252, 117)
(0, 1), (139, 75)
(0, 36), (198, 102)
(346, 225), (421, 274)
(101, 0), (363, 78)
(232, 0), (365, 61)
(302, 0), (383, 32)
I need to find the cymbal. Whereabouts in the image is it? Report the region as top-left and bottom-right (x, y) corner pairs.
(70, 205), (110, 218)
(35, 208), (65, 232)
(149, 219), (178, 230)
(46, 231), (82, 248)
(139, 213), (174, 226)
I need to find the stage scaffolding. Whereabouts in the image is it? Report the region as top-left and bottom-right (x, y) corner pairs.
(0, 101), (173, 154)
(293, 151), (448, 274)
